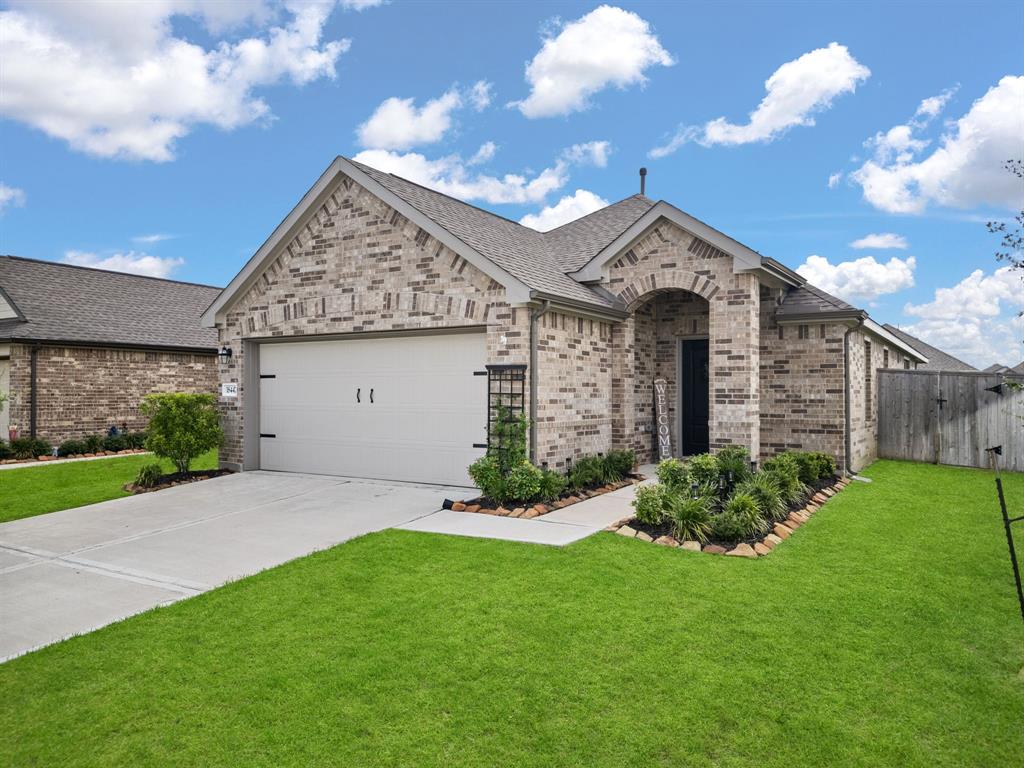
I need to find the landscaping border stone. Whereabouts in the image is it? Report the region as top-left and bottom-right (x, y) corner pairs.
(449, 477), (642, 519)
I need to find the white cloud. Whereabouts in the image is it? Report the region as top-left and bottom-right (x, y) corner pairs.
(519, 189), (609, 231)
(357, 88), (462, 150)
(852, 76), (1024, 213)
(0, 1), (349, 162)
(902, 266), (1024, 366)
(849, 233), (908, 250)
(562, 140), (611, 167)
(468, 141), (497, 165)
(650, 42), (869, 157)
(132, 233), (175, 244)
(915, 85), (958, 119)
(827, 172), (842, 189)
(469, 80), (492, 111)
(796, 253), (916, 302)
(0, 183), (26, 212)
(513, 5), (673, 119)
(63, 249), (184, 278)
(352, 139), (610, 205)
(357, 80), (494, 150)
(340, 0), (385, 9)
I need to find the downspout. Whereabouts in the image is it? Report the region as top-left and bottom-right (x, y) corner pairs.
(842, 319), (863, 475)
(528, 300), (551, 462)
(29, 344), (39, 438)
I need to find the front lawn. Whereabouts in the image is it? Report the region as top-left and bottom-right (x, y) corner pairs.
(0, 449), (218, 523)
(1, 460), (1021, 766)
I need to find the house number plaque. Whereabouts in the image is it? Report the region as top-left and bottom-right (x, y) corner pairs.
(653, 377), (672, 460)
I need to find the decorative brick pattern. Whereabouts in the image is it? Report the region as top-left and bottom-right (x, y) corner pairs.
(6, 343), (217, 443)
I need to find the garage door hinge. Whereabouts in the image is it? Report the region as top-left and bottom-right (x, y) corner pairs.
(472, 443), (487, 449)
(260, 433), (276, 439)
(260, 374), (276, 379)
(473, 370), (487, 376)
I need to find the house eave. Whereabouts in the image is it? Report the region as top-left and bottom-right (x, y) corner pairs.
(527, 290), (630, 322)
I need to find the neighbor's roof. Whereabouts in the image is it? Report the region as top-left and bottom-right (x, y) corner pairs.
(0, 256), (221, 350)
(881, 324), (977, 372)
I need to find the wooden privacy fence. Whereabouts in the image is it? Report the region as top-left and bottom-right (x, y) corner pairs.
(878, 370), (1024, 472)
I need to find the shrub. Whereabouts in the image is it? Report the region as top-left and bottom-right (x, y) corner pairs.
(664, 493), (714, 543)
(58, 439), (89, 457)
(125, 431), (148, 450)
(809, 451), (837, 479)
(713, 492), (768, 541)
(790, 451), (820, 485)
(604, 449), (636, 481)
(84, 434), (104, 453)
(0, 440), (12, 460)
(505, 461), (544, 502)
(656, 458), (689, 493)
(141, 392), (222, 475)
(736, 472), (787, 522)
(10, 436), (52, 459)
(135, 463), (163, 488)
(568, 454), (606, 490)
(490, 405), (528, 473)
(686, 453), (720, 486)
(716, 444), (752, 484)
(102, 434), (128, 452)
(468, 454), (506, 503)
(538, 468), (567, 501)
(632, 483), (667, 525)
(762, 453), (806, 503)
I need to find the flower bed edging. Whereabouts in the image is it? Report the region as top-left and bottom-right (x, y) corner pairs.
(123, 468), (233, 495)
(605, 476), (851, 557)
(448, 477), (642, 519)
(0, 448), (150, 465)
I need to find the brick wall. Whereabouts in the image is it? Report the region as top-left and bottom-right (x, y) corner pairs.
(215, 174), (528, 469)
(7, 343), (217, 444)
(847, 327), (912, 470)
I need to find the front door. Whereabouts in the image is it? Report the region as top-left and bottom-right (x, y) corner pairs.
(678, 339), (709, 455)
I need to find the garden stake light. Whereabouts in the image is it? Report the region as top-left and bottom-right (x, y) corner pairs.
(985, 445), (1024, 624)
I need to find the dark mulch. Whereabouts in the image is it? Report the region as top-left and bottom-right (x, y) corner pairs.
(630, 475), (840, 548)
(124, 468), (233, 494)
(456, 475), (641, 511)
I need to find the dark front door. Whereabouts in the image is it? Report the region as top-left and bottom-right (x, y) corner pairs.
(679, 339), (709, 455)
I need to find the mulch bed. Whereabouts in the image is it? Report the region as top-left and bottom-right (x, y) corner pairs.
(124, 468), (233, 494)
(447, 475), (643, 519)
(608, 475), (851, 557)
(0, 448), (149, 465)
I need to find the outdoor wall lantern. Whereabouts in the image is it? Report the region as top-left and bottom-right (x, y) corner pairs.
(217, 346), (233, 365)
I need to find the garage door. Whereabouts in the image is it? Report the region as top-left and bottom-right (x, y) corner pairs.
(258, 332), (487, 486)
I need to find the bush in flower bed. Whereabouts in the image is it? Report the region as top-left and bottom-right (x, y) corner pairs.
(628, 447), (841, 552)
(466, 408), (636, 508)
(10, 436), (52, 460)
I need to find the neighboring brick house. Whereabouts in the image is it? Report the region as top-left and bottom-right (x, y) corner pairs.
(201, 156), (926, 485)
(881, 324), (977, 372)
(0, 256), (221, 445)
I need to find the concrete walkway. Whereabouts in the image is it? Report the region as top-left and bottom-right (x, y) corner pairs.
(0, 471), (466, 661)
(398, 478), (644, 546)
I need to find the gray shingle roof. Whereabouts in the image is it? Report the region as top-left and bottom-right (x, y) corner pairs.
(776, 283), (862, 319)
(351, 160), (655, 308)
(881, 324), (977, 371)
(0, 256), (220, 350)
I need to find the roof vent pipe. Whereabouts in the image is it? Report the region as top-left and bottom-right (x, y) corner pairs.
(639, 167), (647, 196)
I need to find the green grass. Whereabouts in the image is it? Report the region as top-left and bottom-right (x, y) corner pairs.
(1, 460), (1022, 767)
(0, 449), (218, 523)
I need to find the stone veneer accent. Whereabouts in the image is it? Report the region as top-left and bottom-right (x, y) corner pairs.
(6, 343), (217, 444)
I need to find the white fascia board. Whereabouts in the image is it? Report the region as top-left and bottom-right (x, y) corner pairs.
(201, 157), (531, 326)
(570, 201), (767, 283)
(862, 317), (929, 363)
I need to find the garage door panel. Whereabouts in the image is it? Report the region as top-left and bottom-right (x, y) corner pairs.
(258, 333), (486, 486)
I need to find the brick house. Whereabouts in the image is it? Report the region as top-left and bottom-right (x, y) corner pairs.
(0, 256), (221, 445)
(201, 156), (926, 486)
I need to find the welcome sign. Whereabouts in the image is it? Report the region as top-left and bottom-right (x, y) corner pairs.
(653, 377), (672, 461)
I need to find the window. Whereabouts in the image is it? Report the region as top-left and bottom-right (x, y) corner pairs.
(798, 324), (809, 339)
(864, 340), (872, 420)
(883, 349), (889, 368)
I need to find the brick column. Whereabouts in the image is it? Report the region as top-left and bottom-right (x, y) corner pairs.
(708, 273), (760, 459)
(610, 315), (638, 454)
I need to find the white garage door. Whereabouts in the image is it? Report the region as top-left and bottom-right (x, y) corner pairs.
(258, 332), (487, 486)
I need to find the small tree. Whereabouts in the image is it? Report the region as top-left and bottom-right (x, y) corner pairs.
(140, 393), (222, 475)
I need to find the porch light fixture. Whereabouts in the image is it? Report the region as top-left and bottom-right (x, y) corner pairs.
(217, 346), (233, 364)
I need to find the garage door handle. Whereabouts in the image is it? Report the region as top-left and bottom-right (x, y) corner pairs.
(370, 388), (374, 404)
(356, 387), (360, 403)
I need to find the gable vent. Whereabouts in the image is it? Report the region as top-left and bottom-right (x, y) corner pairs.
(687, 236), (729, 261)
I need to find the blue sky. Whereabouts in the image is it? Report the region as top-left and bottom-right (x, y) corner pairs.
(0, 1), (1021, 366)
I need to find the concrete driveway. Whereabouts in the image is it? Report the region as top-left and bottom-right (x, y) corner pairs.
(0, 471), (466, 661)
